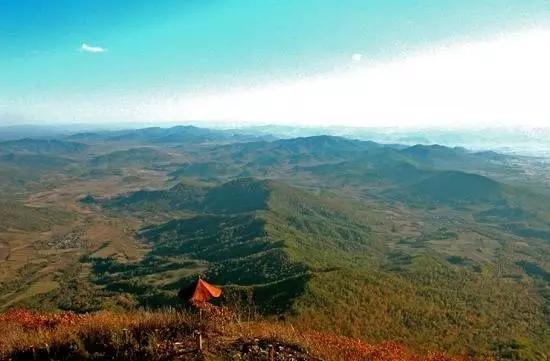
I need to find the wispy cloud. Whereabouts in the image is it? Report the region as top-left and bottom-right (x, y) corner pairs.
(170, 28), (550, 128)
(80, 43), (107, 53)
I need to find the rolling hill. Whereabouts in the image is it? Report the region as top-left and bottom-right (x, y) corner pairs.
(168, 135), (381, 180)
(407, 170), (503, 204)
(0, 153), (74, 170)
(90, 147), (173, 169)
(68, 125), (268, 145)
(0, 201), (73, 232)
(0, 138), (87, 155)
(101, 181), (208, 213)
(0, 153), (77, 192)
(94, 178), (376, 310)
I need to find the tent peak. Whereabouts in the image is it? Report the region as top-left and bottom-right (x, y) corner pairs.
(178, 277), (222, 306)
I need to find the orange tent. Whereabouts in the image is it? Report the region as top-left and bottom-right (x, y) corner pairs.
(178, 277), (222, 305)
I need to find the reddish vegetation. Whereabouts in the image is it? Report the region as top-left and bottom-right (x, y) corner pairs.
(0, 309), (467, 361)
(0, 309), (87, 329)
(303, 333), (460, 361)
(238, 322), (465, 361)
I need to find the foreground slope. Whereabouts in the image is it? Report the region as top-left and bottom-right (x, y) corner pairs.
(0, 309), (460, 361)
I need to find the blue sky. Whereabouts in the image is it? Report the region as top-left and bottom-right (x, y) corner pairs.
(1, 0), (550, 126)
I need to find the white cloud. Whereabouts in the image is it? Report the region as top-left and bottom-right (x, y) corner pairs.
(351, 53), (363, 63)
(168, 28), (550, 128)
(80, 43), (107, 53)
(15, 28), (550, 128)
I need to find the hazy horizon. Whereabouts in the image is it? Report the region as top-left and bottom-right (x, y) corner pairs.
(2, 121), (550, 157)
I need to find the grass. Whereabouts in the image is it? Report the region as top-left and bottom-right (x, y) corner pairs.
(0, 308), (462, 361)
(0, 201), (73, 233)
(3, 280), (59, 307)
(0, 309), (200, 361)
(236, 321), (463, 361)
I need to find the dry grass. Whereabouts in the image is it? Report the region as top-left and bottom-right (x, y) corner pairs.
(0, 309), (469, 361)
(232, 321), (467, 361)
(86, 217), (147, 260)
(0, 309), (202, 361)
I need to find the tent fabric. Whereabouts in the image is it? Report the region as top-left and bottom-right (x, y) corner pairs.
(178, 278), (222, 305)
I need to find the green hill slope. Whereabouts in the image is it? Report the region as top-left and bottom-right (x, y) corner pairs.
(90, 147), (172, 169)
(101, 181), (207, 214)
(87, 177), (548, 358)
(92, 178), (375, 309)
(0, 138), (87, 155)
(407, 170), (504, 204)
